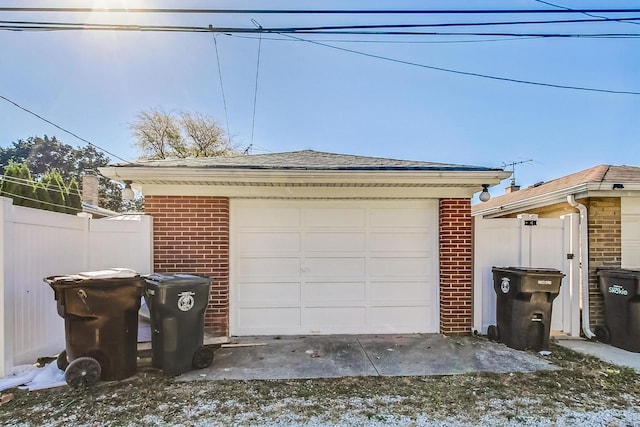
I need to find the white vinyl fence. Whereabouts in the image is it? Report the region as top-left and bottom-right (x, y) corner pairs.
(473, 213), (580, 337)
(0, 196), (153, 377)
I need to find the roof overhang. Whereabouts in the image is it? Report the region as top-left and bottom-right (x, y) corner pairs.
(99, 166), (511, 199)
(473, 182), (640, 217)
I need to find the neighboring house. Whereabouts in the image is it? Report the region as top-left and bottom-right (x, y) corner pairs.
(472, 164), (640, 337)
(101, 150), (508, 337)
(81, 202), (119, 218)
(81, 171), (119, 218)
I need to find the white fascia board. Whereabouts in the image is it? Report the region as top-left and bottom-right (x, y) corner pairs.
(99, 166), (510, 187)
(138, 183), (481, 199)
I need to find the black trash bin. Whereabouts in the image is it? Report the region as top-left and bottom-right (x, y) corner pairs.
(45, 269), (145, 388)
(144, 273), (214, 376)
(596, 268), (640, 352)
(487, 267), (564, 351)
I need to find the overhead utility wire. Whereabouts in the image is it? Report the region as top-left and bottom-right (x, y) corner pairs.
(278, 33), (640, 96)
(0, 95), (131, 163)
(3, 16), (640, 31)
(1, 175), (83, 197)
(2, 7), (640, 14)
(0, 188), (83, 212)
(236, 16), (640, 31)
(250, 19), (263, 147)
(1, 22), (639, 38)
(533, 0), (640, 26)
(210, 31), (231, 144)
(230, 34), (543, 44)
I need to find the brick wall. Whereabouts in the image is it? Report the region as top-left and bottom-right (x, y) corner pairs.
(145, 196), (230, 336)
(439, 198), (473, 335)
(587, 197), (621, 327)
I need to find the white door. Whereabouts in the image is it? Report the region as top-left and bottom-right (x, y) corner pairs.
(230, 199), (439, 335)
(622, 197), (640, 268)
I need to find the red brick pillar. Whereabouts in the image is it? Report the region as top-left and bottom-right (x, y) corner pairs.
(145, 196), (229, 336)
(439, 198), (472, 335)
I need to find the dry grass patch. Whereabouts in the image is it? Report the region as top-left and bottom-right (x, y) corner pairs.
(1, 342), (639, 426)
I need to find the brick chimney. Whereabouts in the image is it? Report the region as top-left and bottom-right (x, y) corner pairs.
(82, 170), (99, 206)
(505, 179), (520, 194)
(505, 183), (520, 193)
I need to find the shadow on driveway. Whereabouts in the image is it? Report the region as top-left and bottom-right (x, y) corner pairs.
(178, 334), (556, 381)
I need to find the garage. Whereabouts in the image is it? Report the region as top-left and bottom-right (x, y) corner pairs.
(101, 149), (509, 336)
(230, 199), (439, 335)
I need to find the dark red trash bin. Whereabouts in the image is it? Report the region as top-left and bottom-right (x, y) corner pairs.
(45, 269), (144, 387)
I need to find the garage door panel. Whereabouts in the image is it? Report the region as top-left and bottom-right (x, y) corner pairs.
(369, 232), (432, 252)
(370, 207), (435, 228)
(306, 257), (366, 276)
(238, 257), (301, 279)
(238, 308), (301, 330)
(304, 282), (365, 303)
(236, 207), (301, 227)
(369, 257), (432, 277)
(370, 281), (431, 302)
(305, 208), (365, 227)
(305, 232), (365, 252)
(238, 282), (301, 305)
(304, 307), (366, 331)
(369, 306), (432, 331)
(237, 232), (300, 253)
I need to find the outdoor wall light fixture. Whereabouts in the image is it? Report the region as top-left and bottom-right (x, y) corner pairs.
(479, 184), (491, 202)
(122, 180), (134, 201)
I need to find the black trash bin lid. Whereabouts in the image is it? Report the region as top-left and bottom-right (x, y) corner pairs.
(492, 267), (564, 276)
(597, 268), (640, 278)
(145, 273), (211, 286)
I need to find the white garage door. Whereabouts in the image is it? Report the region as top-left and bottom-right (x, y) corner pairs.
(230, 199), (439, 335)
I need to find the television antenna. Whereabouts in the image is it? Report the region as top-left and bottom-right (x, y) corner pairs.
(501, 159), (533, 186)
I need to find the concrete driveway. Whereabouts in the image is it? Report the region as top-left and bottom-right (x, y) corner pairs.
(178, 334), (556, 381)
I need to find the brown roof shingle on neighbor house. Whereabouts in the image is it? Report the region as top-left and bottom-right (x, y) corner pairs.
(473, 164), (640, 217)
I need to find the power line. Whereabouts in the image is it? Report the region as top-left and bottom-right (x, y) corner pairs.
(0, 188), (83, 213)
(2, 17), (640, 34)
(2, 7), (640, 14)
(533, 0), (640, 26)
(0, 95), (132, 163)
(230, 34), (544, 44)
(250, 16), (640, 32)
(1, 175), (82, 197)
(277, 33), (640, 95)
(4, 16), (639, 31)
(210, 30), (231, 144)
(2, 22), (638, 38)
(250, 20), (263, 147)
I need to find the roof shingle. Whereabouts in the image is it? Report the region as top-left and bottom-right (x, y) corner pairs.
(118, 150), (501, 172)
(474, 164), (640, 212)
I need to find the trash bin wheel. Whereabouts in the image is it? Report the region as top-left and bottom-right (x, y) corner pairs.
(595, 325), (611, 344)
(65, 357), (102, 388)
(192, 346), (214, 369)
(487, 325), (499, 342)
(57, 350), (69, 371)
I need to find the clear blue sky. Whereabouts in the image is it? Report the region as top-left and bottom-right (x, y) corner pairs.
(1, 0), (638, 199)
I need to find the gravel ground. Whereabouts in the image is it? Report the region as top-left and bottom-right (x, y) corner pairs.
(1, 342), (639, 426)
